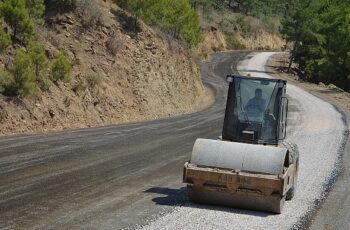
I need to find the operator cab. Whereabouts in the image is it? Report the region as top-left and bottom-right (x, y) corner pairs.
(222, 75), (288, 145)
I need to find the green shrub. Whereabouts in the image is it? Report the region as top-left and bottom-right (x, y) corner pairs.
(116, 0), (202, 47)
(0, 26), (11, 53)
(51, 52), (72, 83)
(25, 0), (45, 24)
(225, 33), (246, 50)
(28, 42), (50, 90)
(11, 49), (37, 96)
(0, 70), (13, 95)
(0, 0), (35, 43)
(234, 13), (256, 36)
(261, 16), (279, 34)
(1, 45), (52, 96)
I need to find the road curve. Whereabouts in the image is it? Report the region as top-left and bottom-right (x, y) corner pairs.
(0, 52), (346, 230)
(141, 52), (346, 230)
(0, 52), (246, 229)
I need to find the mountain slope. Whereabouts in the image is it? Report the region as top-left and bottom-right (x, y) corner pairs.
(0, 0), (212, 135)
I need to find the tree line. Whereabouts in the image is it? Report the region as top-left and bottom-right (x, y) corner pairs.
(115, 0), (202, 47)
(281, 0), (350, 91)
(191, 0), (350, 91)
(190, 0), (290, 17)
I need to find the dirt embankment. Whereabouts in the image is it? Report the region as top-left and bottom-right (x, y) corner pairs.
(195, 27), (227, 58)
(237, 32), (284, 50)
(267, 53), (350, 114)
(0, 1), (213, 136)
(196, 27), (285, 59)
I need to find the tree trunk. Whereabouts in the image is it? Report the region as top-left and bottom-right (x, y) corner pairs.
(35, 64), (39, 79)
(288, 41), (299, 73)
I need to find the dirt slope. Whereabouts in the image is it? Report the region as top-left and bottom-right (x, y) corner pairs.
(0, 1), (212, 135)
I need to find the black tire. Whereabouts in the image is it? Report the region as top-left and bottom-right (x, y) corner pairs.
(281, 141), (299, 201)
(286, 186), (295, 200)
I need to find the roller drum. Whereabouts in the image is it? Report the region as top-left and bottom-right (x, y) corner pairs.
(190, 138), (288, 175)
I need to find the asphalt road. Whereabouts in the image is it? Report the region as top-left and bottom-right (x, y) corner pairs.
(0, 51), (247, 229)
(0, 52), (347, 230)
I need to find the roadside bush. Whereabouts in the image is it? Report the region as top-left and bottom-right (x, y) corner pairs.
(25, 0), (45, 24)
(261, 16), (279, 34)
(51, 52), (72, 83)
(28, 42), (50, 90)
(11, 49), (36, 96)
(0, 26), (11, 53)
(0, 0), (35, 43)
(1, 44), (53, 96)
(78, 0), (103, 29)
(225, 33), (246, 50)
(234, 13), (255, 36)
(0, 70), (13, 95)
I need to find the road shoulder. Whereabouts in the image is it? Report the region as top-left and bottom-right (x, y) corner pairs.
(266, 53), (350, 230)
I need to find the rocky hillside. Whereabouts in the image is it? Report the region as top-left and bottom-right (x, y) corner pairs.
(195, 3), (285, 58)
(0, 0), (211, 135)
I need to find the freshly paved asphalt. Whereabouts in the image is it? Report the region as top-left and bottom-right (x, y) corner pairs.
(0, 51), (248, 229)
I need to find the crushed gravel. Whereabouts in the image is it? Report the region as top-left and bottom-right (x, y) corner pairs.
(140, 52), (346, 230)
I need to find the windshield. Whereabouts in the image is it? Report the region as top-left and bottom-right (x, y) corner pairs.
(222, 77), (281, 142)
(235, 78), (278, 123)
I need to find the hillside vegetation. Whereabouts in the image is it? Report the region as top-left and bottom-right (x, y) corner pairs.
(0, 0), (72, 97)
(191, 0), (350, 91)
(0, 0), (348, 134)
(114, 0), (287, 55)
(0, 0), (209, 135)
(281, 0), (350, 91)
(191, 1), (286, 57)
(115, 0), (202, 47)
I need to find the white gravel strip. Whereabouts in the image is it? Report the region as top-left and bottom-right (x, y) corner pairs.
(140, 52), (346, 230)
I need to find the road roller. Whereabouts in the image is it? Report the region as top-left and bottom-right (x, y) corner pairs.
(183, 74), (299, 213)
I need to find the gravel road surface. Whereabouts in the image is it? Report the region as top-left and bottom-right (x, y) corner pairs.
(141, 52), (347, 230)
(0, 52), (347, 230)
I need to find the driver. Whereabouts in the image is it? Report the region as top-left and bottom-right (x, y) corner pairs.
(244, 88), (266, 117)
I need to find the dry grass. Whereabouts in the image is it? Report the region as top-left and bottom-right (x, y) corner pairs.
(106, 35), (123, 56)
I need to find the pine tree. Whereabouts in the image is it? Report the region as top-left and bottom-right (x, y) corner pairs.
(25, 0), (45, 24)
(51, 52), (72, 83)
(28, 42), (50, 90)
(0, 0), (35, 43)
(11, 49), (36, 96)
(0, 26), (11, 53)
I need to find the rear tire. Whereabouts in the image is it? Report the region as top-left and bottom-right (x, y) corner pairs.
(282, 141), (299, 201)
(286, 187), (295, 200)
